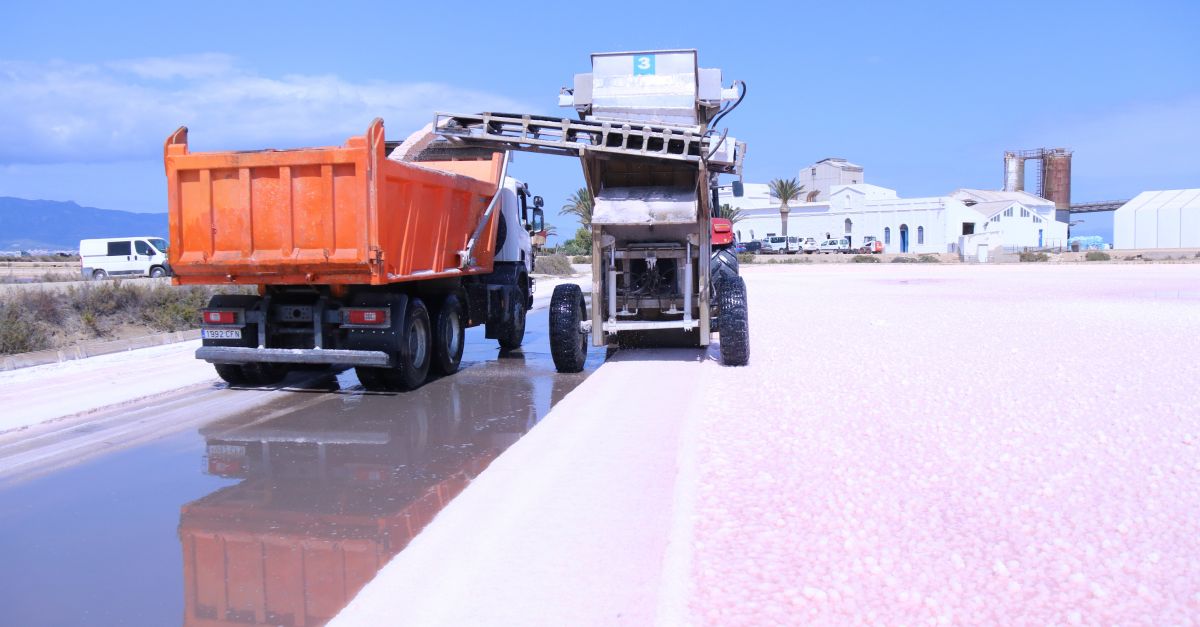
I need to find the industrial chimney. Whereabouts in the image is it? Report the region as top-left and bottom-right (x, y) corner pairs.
(1001, 148), (1073, 222)
(1041, 148), (1072, 223)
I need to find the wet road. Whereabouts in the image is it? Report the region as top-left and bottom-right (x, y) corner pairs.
(0, 313), (604, 626)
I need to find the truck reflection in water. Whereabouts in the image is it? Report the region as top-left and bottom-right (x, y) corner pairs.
(179, 359), (584, 626)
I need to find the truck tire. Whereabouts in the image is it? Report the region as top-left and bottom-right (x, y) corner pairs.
(213, 364), (249, 385)
(243, 362), (289, 385)
(497, 280), (526, 351)
(549, 284), (587, 373)
(717, 275), (749, 366)
(371, 296), (432, 391)
(711, 247), (739, 288)
(432, 293), (465, 375)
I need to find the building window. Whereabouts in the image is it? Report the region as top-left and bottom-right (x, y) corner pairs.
(844, 218), (852, 234)
(884, 227), (891, 244)
(991, 215), (1000, 223)
(811, 167), (816, 176)
(737, 230), (742, 241)
(917, 226), (924, 244)
(1004, 207), (1014, 217)
(1034, 216), (1042, 224)
(750, 229), (755, 239)
(1020, 208), (1029, 218)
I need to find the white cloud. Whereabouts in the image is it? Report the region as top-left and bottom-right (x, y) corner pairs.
(105, 53), (237, 80)
(0, 55), (532, 164)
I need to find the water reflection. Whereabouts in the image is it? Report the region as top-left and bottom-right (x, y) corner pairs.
(179, 357), (588, 626)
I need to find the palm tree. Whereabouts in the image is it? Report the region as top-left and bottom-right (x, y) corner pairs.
(716, 203), (744, 224)
(560, 188), (593, 228)
(767, 178), (804, 239)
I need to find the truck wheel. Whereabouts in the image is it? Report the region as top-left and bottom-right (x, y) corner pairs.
(92, 269), (108, 281)
(717, 275), (749, 366)
(242, 362), (289, 386)
(213, 364), (249, 385)
(549, 284), (587, 373)
(432, 293), (465, 375)
(374, 297), (432, 391)
(497, 281), (526, 351)
(711, 247), (739, 288)
(150, 266), (166, 278)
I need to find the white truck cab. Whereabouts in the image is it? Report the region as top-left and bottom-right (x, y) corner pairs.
(80, 236), (171, 280)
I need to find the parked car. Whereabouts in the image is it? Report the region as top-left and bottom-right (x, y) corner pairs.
(801, 237), (819, 254)
(741, 240), (761, 254)
(79, 236), (171, 280)
(818, 238), (851, 254)
(858, 236), (884, 254)
(761, 235), (800, 254)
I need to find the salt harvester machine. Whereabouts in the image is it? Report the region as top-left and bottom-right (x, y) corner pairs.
(434, 49), (749, 372)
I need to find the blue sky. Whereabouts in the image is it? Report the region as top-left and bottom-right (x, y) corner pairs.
(1, 0), (1197, 241)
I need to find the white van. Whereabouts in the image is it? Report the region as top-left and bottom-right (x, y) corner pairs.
(79, 237), (171, 280)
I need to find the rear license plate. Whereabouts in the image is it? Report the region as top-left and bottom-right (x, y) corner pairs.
(208, 444), (246, 457)
(202, 329), (242, 340)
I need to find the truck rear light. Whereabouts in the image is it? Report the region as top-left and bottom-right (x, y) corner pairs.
(202, 310), (237, 325)
(713, 222), (731, 233)
(344, 308), (389, 326)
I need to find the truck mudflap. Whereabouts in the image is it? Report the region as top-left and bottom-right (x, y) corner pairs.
(195, 346), (392, 367)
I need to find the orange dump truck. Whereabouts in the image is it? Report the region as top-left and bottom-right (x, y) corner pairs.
(164, 119), (544, 390)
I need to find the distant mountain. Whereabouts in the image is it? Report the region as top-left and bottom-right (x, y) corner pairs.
(0, 197), (167, 251)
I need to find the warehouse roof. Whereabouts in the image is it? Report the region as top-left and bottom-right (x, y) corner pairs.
(949, 188), (1054, 208)
(962, 200), (1018, 219)
(1115, 189), (1200, 213)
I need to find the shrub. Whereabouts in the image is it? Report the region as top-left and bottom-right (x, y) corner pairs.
(891, 256), (916, 263)
(571, 255), (592, 264)
(0, 282), (250, 354)
(534, 254), (575, 276)
(737, 253), (756, 264)
(0, 302), (51, 354)
(917, 254), (941, 263)
(1085, 251), (1111, 262)
(139, 285), (216, 332)
(1019, 252), (1049, 262)
(852, 255), (880, 263)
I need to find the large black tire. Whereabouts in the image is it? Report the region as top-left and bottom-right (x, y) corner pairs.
(497, 280), (527, 351)
(711, 247), (739, 288)
(717, 275), (749, 366)
(213, 364), (249, 385)
(549, 284), (587, 373)
(92, 269), (108, 281)
(368, 297), (432, 391)
(432, 293), (465, 375)
(242, 362), (289, 385)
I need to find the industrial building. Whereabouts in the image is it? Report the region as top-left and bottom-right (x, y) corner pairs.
(720, 161), (1068, 254)
(798, 157), (864, 201)
(1113, 189), (1200, 249)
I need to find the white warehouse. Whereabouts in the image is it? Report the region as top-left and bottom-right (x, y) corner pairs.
(721, 182), (1067, 254)
(1112, 189), (1200, 249)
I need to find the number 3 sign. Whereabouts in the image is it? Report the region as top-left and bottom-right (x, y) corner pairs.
(633, 54), (656, 76)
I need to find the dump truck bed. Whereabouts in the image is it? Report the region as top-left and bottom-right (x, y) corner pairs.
(165, 119), (503, 286)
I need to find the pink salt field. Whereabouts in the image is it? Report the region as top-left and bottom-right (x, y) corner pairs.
(335, 263), (1200, 626)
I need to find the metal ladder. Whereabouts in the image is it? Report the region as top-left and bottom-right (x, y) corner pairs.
(433, 112), (743, 175)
